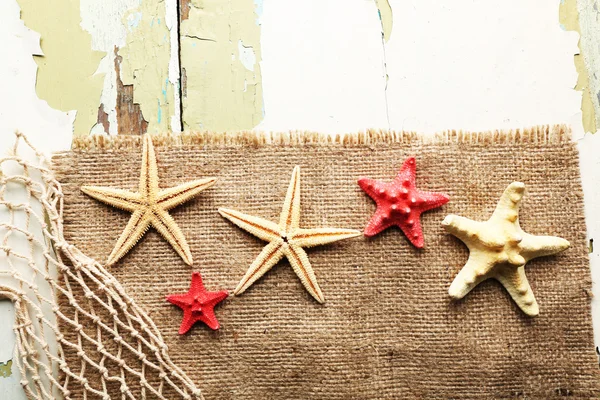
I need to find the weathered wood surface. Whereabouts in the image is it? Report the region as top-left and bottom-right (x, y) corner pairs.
(2, 1), (600, 399)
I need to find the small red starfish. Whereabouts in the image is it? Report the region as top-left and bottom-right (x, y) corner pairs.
(166, 272), (228, 334)
(358, 156), (449, 248)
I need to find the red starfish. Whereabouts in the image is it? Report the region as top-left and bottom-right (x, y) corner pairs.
(166, 272), (228, 334)
(358, 157), (449, 248)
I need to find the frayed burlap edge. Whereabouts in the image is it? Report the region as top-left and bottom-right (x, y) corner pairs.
(71, 124), (571, 150)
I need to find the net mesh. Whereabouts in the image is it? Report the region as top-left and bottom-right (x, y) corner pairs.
(0, 132), (203, 400)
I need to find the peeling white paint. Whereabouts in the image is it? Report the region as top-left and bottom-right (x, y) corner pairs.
(127, 11), (143, 30)
(80, 0), (138, 51)
(577, 0), (600, 132)
(253, 0), (264, 25)
(165, 0), (182, 132)
(93, 53), (118, 135)
(80, 0), (139, 135)
(238, 40), (257, 72)
(257, 0), (388, 133)
(384, 0), (581, 134)
(0, 0), (74, 154)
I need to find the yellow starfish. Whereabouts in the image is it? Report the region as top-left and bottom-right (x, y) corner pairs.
(442, 182), (570, 316)
(81, 135), (216, 266)
(218, 166), (360, 303)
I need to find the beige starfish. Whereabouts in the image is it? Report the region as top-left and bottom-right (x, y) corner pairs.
(81, 135), (216, 266)
(218, 166), (360, 303)
(442, 182), (570, 316)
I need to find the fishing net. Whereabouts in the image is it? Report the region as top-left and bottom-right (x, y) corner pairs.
(0, 132), (203, 400)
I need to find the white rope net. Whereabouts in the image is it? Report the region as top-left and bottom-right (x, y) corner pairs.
(0, 133), (203, 400)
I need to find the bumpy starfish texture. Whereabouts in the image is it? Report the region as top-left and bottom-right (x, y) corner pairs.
(81, 135), (216, 266)
(358, 156), (449, 247)
(442, 182), (570, 316)
(166, 271), (228, 334)
(219, 166), (360, 303)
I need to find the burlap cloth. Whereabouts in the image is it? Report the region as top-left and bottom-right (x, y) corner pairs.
(53, 126), (599, 399)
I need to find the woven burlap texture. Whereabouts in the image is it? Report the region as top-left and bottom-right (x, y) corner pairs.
(53, 126), (599, 399)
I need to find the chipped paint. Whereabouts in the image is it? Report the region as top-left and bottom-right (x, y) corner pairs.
(576, 0), (600, 132)
(17, 0), (106, 135)
(81, 0), (139, 135)
(238, 40), (257, 72)
(180, 0), (263, 131)
(253, 0), (264, 25)
(118, 0), (178, 133)
(560, 0), (597, 133)
(0, 360), (12, 378)
(180, 0), (191, 22)
(115, 48), (149, 134)
(374, 0), (393, 42)
(127, 11), (143, 30)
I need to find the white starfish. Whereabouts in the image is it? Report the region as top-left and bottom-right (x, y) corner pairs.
(442, 182), (570, 316)
(81, 135), (216, 266)
(219, 166), (360, 303)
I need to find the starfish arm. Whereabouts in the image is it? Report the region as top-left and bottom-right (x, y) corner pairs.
(106, 210), (151, 265)
(218, 208), (281, 242)
(151, 209), (194, 265)
(205, 290), (229, 307)
(157, 178), (217, 210)
(494, 266), (539, 317)
(448, 252), (494, 299)
(357, 178), (384, 202)
(416, 190), (450, 212)
(291, 227), (360, 248)
(519, 233), (570, 261)
(279, 166), (301, 231)
(284, 244), (325, 303)
(397, 214), (425, 248)
(81, 186), (143, 213)
(490, 182), (525, 223)
(196, 307), (221, 330)
(234, 241), (285, 296)
(441, 214), (484, 245)
(395, 156), (417, 186)
(363, 210), (394, 237)
(178, 309), (198, 335)
(166, 293), (192, 309)
(190, 271), (206, 292)
(139, 135), (160, 199)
